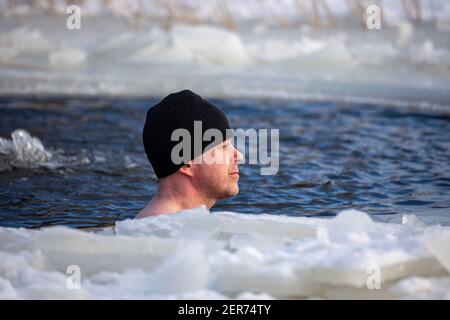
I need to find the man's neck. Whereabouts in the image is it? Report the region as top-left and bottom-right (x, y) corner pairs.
(136, 176), (214, 218)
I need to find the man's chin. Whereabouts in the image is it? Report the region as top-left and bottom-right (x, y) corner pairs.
(230, 185), (239, 197)
(219, 185), (239, 199)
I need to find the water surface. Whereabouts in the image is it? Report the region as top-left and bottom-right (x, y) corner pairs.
(0, 96), (449, 228)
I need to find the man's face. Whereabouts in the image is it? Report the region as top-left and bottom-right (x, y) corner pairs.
(190, 139), (243, 200)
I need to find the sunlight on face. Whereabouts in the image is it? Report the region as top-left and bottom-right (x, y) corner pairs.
(191, 139), (243, 200)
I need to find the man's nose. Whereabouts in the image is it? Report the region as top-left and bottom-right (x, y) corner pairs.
(233, 146), (244, 162)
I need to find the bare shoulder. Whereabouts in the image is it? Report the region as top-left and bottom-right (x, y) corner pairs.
(135, 203), (164, 219)
(135, 207), (153, 219)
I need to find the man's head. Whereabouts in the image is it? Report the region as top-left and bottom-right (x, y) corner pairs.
(143, 90), (243, 201)
(180, 138), (242, 199)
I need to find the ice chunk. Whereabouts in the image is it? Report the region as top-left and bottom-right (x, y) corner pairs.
(49, 48), (87, 68)
(247, 37), (325, 62)
(317, 209), (375, 244)
(402, 214), (426, 228)
(83, 243), (209, 298)
(2, 206), (450, 299)
(130, 24), (251, 67)
(395, 21), (414, 48)
(389, 276), (450, 299)
(0, 27), (51, 52)
(0, 277), (18, 299)
(117, 205), (318, 242)
(424, 230), (450, 273)
(147, 242), (209, 294)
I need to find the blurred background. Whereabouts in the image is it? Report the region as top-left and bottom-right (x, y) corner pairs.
(1, 0), (450, 104)
(0, 0), (449, 228)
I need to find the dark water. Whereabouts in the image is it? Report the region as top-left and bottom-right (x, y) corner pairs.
(0, 96), (449, 228)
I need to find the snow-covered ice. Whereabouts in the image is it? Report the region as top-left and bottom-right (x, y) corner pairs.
(1, 207), (449, 299)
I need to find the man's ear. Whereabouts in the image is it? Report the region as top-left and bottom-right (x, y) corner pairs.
(178, 162), (194, 177)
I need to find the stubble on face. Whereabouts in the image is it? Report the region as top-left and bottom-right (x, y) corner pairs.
(193, 140), (240, 200)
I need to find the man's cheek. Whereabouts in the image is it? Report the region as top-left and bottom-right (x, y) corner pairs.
(202, 150), (216, 165)
(207, 150), (227, 165)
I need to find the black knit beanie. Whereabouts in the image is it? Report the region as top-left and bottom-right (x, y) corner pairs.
(143, 90), (232, 179)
